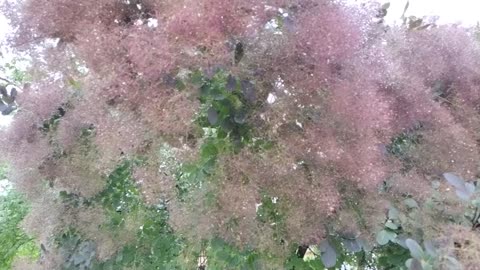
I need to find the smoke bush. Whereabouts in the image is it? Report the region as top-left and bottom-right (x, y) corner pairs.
(1, 0), (480, 268)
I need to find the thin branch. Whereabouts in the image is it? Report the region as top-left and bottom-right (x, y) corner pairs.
(0, 76), (14, 85)
(307, 246), (320, 257)
(0, 76), (21, 89)
(471, 207), (480, 230)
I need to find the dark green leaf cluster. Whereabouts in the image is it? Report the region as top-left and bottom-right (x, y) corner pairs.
(93, 162), (141, 227)
(96, 206), (183, 270)
(40, 106), (67, 133)
(386, 124), (423, 171)
(174, 69), (273, 199)
(56, 230), (96, 270)
(57, 162), (184, 270)
(196, 70), (254, 148)
(205, 238), (259, 270)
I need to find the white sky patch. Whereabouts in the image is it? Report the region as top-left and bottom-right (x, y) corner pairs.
(134, 19), (144, 26)
(0, 179), (12, 196)
(295, 119), (303, 129)
(255, 202), (262, 212)
(147, 18), (158, 28)
(265, 18), (281, 34)
(267, 93), (277, 104)
(345, 0), (480, 26)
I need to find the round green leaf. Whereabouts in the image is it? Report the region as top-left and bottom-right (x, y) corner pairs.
(388, 206), (400, 220)
(403, 198), (419, 209)
(376, 230), (397, 245)
(234, 110), (247, 124)
(385, 220), (399, 230)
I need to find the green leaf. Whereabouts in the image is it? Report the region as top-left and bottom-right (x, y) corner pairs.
(385, 221), (399, 230)
(190, 70), (204, 85)
(200, 141), (219, 160)
(388, 206), (400, 220)
(234, 110), (247, 124)
(403, 198), (419, 209)
(376, 230), (397, 245)
(405, 239), (424, 260)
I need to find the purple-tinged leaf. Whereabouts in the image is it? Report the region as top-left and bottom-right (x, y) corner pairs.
(406, 239), (424, 260)
(319, 240), (337, 268)
(10, 88), (17, 99)
(423, 240), (437, 257)
(455, 189), (471, 201)
(0, 85), (7, 96)
(443, 173), (465, 190)
(465, 182), (476, 195)
(207, 107), (218, 125)
(1, 105), (16, 115)
(241, 80), (256, 103)
(226, 74), (236, 92)
(407, 258), (424, 270)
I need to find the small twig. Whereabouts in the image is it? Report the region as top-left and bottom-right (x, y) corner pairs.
(0, 76), (21, 89)
(471, 207), (480, 230)
(0, 76), (13, 85)
(472, 207), (478, 223)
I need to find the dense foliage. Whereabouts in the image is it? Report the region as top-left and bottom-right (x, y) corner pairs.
(0, 0), (480, 269)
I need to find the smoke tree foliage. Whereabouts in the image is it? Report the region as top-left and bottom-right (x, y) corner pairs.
(0, 0), (480, 269)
